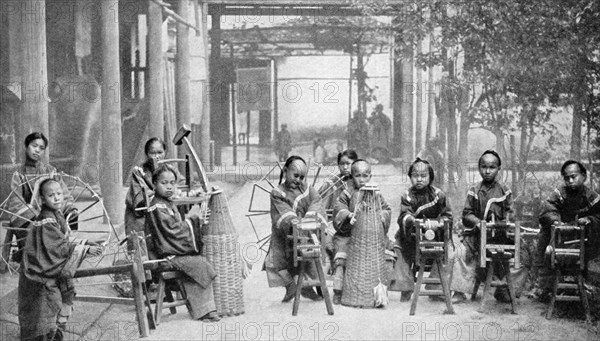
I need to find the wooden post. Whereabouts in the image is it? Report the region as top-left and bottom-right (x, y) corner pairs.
(209, 10), (223, 164)
(401, 56), (414, 161)
(231, 84), (237, 165)
(198, 2), (211, 167)
(272, 59), (278, 150)
(131, 231), (150, 338)
(426, 63), (434, 142)
(510, 135), (517, 192)
(100, 0), (124, 223)
(348, 50), (353, 144)
(415, 43), (423, 153)
(246, 111), (250, 161)
(7, 2), (23, 163)
(21, 0), (49, 162)
(176, 0), (191, 160)
(148, 0), (164, 139)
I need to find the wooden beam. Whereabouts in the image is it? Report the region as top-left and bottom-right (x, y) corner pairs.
(415, 42), (423, 153)
(153, 0), (200, 33)
(208, 6), (363, 16)
(198, 2), (211, 167)
(176, 0), (192, 162)
(100, 0), (124, 223)
(74, 264), (132, 278)
(401, 55), (414, 161)
(148, 0), (164, 139)
(74, 295), (136, 305)
(21, 0), (49, 162)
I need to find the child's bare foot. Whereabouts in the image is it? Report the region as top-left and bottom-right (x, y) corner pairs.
(452, 292), (467, 303)
(200, 311), (221, 322)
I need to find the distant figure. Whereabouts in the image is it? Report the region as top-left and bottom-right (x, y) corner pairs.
(348, 110), (369, 157)
(274, 124), (292, 162)
(416, 137), (445, 187)
(367, 104), (391, 153)
(336, 141), (344, 155)
(314, 137), (327, 164)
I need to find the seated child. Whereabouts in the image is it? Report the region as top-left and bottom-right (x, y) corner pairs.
(451, 150), (527, 302)
(393, 158), (452, 302)
(318, 149), (359, 273)
(453, 150), (520, 302)
(144, 165), (220, 322)
(19, 179), (102, 341)
(333, 159), (391, 305)
(265, 155), (327, 303)
(534, 160), (600, 300)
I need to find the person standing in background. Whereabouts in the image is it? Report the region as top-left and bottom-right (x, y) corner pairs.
(274, 124), (292, 162)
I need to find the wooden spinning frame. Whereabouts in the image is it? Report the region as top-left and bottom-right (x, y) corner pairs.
(245, 160), (338, 253)
(0, 173), (120, 274)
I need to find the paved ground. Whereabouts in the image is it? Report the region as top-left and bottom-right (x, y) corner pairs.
(1, 161), (599, 340)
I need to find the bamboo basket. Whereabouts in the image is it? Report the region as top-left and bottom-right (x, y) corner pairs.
(202, 188), (245, 316)
(341, 188), (388, 308)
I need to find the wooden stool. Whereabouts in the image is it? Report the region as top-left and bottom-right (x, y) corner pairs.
(289, 217), (334, 316)
(473, 221), (520, 314)
(154, 270), (192, 325)
(410, 219), (454, 315)
(545, 223), (591, 322)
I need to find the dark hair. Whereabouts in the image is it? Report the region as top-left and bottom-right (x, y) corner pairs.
(479, 150), (502, 167)
(350, 159), (370, 173)
(152, 164), (178, 184)
(337, 149), (358, 164)
(144, 137), (167, 156)
(560, 160), (587, 177)
(408, 157), (435, 182)
(24, 132), (48, 148)
(279, 155), (306, 184)
(39, 178), (59, 197)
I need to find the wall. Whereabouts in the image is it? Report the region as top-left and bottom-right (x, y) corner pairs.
(275, 53), (392, 131)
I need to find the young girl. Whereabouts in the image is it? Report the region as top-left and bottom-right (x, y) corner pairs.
(333, 159), (392, 307)
(393, 158), (452, 302)
(19, 179), (101, 341)
(124, 137), (186, 251)
(453, 150), (514, 302)
(266, 155), (327, 303)
(5, 132), (77, 265)
(318, 150), (359, 272)
(144, 165), (220, 322)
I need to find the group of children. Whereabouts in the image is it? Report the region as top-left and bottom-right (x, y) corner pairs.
(8, 131), (600, 339)
(12, 134), (222, 341)
(268, 148), (600, 309)
(8, 132), (102, 341)
(125, 137), (221, 322)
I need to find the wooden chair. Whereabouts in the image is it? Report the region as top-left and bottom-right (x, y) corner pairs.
(132, 163), (196, 326)
(409, 218), (454, 315)
(473, 221), (520, 314)
(545, 223), (591, 322)
(153, 268), (192, 325)
(288, 217), (334, 316)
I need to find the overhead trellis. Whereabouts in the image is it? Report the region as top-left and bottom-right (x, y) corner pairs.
(214, 23), (391, 58)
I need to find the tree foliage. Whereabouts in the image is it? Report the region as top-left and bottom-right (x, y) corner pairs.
(356, 0), (600, 170)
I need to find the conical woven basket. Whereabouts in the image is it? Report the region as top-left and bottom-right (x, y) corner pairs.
(341, 191), (387, 308)
(202, 189), (245, 316)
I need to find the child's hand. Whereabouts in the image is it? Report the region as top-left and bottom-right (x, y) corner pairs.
(87, 245), (103, 257)
(405, 215), (415, 228)
(577, 217), (591, 226)
(349, 213), (357, 225)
